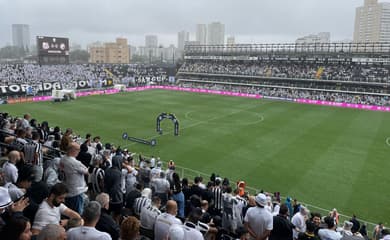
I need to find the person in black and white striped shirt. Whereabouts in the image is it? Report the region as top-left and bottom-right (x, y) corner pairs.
(88, 154), (105, 200)
(133, 188), (152, 218)
(211, 178), (223, 217)
(24, 131), (44, 182)
(140, 196), (161, 239)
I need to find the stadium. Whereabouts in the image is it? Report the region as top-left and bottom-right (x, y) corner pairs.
(0, 41), (389, 239)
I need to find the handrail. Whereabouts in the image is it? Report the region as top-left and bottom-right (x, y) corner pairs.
(171, 163), (378, 236)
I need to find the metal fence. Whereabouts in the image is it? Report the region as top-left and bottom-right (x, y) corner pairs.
(171, 163), (378, 237)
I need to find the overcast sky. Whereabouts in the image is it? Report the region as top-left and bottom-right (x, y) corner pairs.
(0, 0), (369, 48)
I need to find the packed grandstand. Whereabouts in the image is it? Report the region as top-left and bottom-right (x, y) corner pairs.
(0, 42), (389, 240)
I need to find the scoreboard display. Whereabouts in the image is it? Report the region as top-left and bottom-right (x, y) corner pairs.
(37, 36), (70, 64)
(37, 36), (69, 55)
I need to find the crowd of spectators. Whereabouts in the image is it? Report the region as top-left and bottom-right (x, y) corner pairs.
(0, 111), (387, 240)
(178, 82), (390, 106)
(178, 76), (389, 95)
(0, 64), (173, 88)
(0, 64), (107, 86)
(0, 61), (389, 239)
(177, 60), (390, 106)
(179, 61), (390, 83)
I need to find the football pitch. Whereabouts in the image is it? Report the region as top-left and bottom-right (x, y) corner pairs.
(2, 89), (389, 226)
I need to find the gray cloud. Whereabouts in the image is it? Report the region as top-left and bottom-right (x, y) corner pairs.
(0, 0), (365, 47)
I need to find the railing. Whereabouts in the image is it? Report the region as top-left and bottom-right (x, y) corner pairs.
(171, 163), (378, 236)
(185, 42), (390, 56)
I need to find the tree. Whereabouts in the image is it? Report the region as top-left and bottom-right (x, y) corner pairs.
(69, 49), (90, 63)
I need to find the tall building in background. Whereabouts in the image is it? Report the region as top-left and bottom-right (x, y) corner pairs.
(354, 0), (390, 42)
(145, 35), (158, 48)
(295, 32), (331, 44)
(196, 24), (207, 45)
(227, 36), (235, 45)
(207, 22), (225, 45)
(12, 24), (30, 50)
(177, 30), (189, 51)
(89, 38), (129, 64)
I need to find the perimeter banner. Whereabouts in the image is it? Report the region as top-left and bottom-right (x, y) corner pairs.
(0, 79), (114, 96)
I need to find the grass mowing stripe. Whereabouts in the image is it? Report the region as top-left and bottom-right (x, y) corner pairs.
(1, 90), (389, 226)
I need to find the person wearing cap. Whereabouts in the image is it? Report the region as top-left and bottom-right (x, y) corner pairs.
(244, 193), (273, 240)
(0, 186), (14, 229)
(292, 205), (310, 239)
(341, 221), (354, 237)
(0, 186), (29, 232)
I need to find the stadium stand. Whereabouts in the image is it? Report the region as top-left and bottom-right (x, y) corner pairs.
(177, 42), (390, 107)
(0, 42), (388, 239)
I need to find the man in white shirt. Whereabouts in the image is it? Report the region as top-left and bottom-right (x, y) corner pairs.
(140, 196), (161, 239)
(244, 193), (273, 240)
(32, 183), (81, 236)
(154, 200), (182, 240)
(291, 205), (309, 239)
(182, 208), (205, 240)
(150, 160), (162, 180)
(60, 142), (88, 214)
(150, 172), (170, 206)
(318, 216), (342, 240)
(19, 113), (31, 130)
(67, 201), (111, 240)
(2, 150), (20, 184)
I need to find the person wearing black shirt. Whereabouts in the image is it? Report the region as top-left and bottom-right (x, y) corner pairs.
(269, 203), (295, 240)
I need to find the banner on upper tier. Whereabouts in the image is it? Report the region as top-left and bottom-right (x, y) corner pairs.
(0, 79), (114, 96)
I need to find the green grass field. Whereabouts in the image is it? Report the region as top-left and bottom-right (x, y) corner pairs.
(2, 89), (389, 226)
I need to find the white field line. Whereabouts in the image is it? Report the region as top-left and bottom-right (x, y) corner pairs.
(121, 103), (264, 149)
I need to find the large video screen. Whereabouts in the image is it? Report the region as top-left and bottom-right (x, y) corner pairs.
(37, 36), (69, 56)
